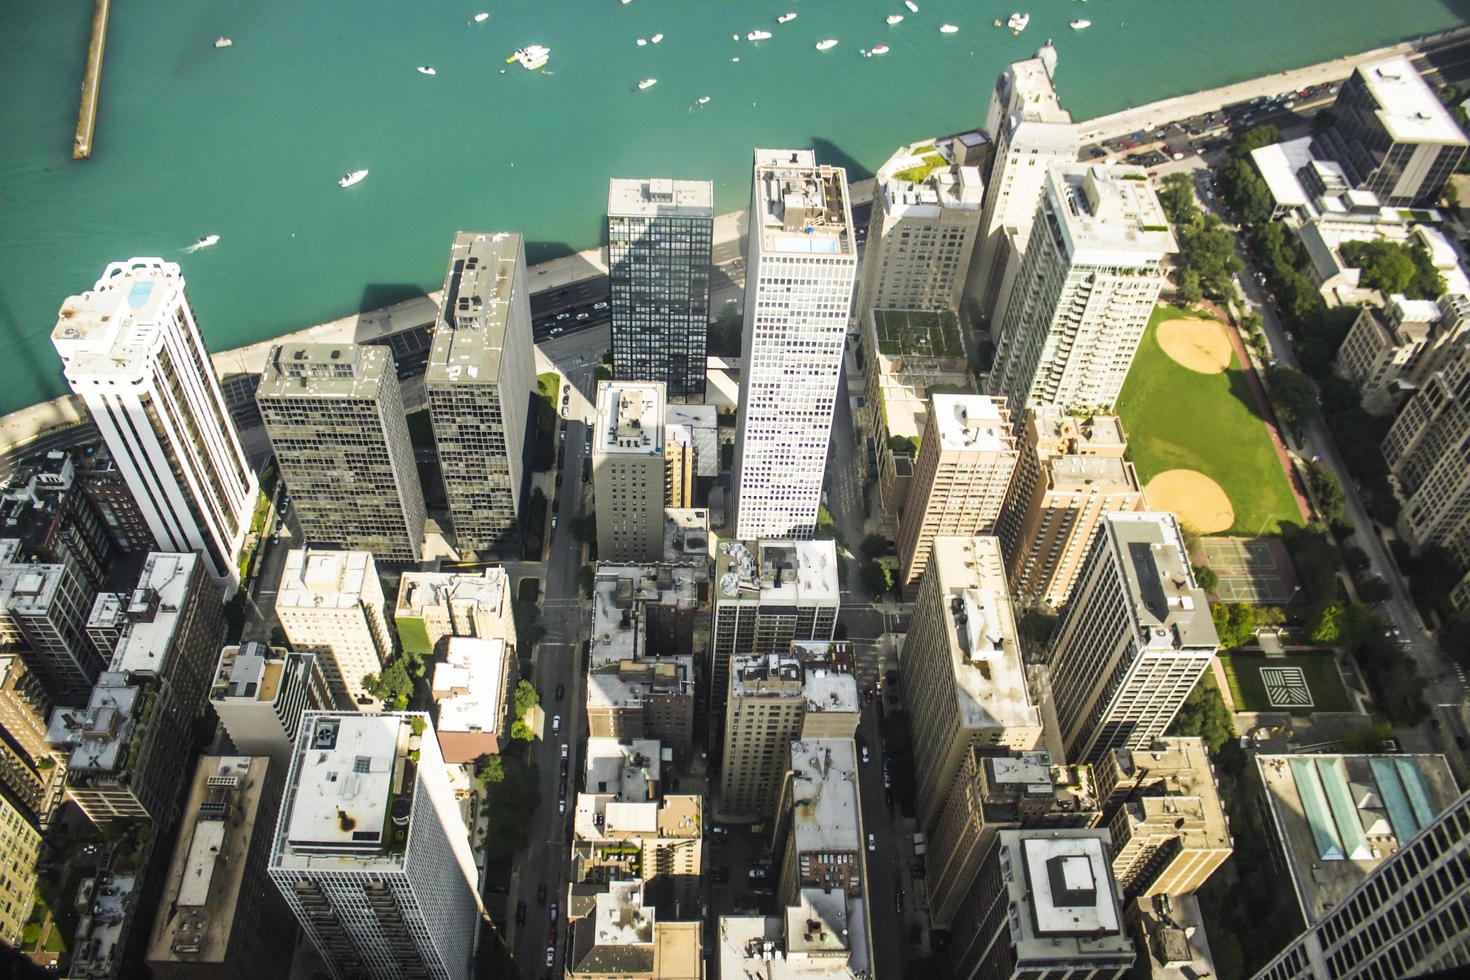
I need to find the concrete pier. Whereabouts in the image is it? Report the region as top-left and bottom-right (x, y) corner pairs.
(73, 0), (111, 160)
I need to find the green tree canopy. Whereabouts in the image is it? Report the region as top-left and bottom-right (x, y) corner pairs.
(1306, 461), (1346, 525)
(1192, 564), (1219, 593)
(1339, 240), (1446, 299)
(513, 679), (539, 717)
(860, 559), (894, 599)
(1309, 602), (1378, 648)
(1267, 365), (1320, 433)
(1168, 675), (1236, 755)
(1210, 603), (1259, 649)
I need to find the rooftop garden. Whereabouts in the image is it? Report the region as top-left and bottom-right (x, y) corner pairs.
(873, 309), (966, 358)
(891, 145), (947, 185)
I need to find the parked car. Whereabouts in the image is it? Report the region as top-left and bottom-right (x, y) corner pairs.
(546, 947), (555, 967)
(516, 901), (527, 925)
(748, 866), (769, 880)
(867, 834), (876, 852)
(860, 745), (870, 764)
(561, 742), (569, 759)
(549, 902), (559, 921)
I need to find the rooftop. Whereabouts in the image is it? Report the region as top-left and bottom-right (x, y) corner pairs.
(586, 656), (695, 710)
(395, 567), (511, 625)
(663, 403), (720, 478)
(257, 343), (389, 401)
(931, 394), (1012, 454)
(426, 232), (524, 386)
(1006, 830), (1134, 962)
(86, 591), (127, 634)
(590, 563), (697, 667)
(1004, 57), (1073, 125)
(596, 381), (666, 457)
(46, 672), (141, 774)
(802, 669), (859, 715)
(1107, 513), (1217, 652)
(575, 792), (702, 843)
(786, 739), (863, 856)
(584, 736), (663, 801)
(931, 537), (1042, 733)
(277, 549), (377, 610)
(431, 637), (509, 739)
(871, 309), (967, 360)
(1130, 893), (1217, 980)
(569, 880), (658, 976)
(1050, 164), (1177, 263)
(1254, 752), (1460, 926)
(52, 259), (188, 381)
(731, 654), (805, 700)
(664, 508), (711, 561)
(110, 553), (199, 675)
(608, 177), (715, 218)
(1029, 409), (1128, 457)
(146, 756), (272, 966)
(0, 558), (71, 621)
(718, 913), (864, 980)
(210, 642), (286, 706)
(1356, 56), (1469, 145)
(753, 149), (855, 257)
(978, 751), (1100, 821)
(715, 538), (840, 603)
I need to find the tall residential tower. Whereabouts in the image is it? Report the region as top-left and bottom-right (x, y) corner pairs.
(592, 381), (667, 562)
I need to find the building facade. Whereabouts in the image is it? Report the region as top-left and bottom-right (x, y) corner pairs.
(257, 343), (425, 562)
(0, 541), (101, 704)
(1046, 513), (1217, 763)
(895, 395), (1018, 596)
(607, 178), (714, 398)
(393, 568), (516, 656)
(732, 149), (858, 539)
(593, 381), (668, 562)
(210, 643), (331, 768)
(50, 258), (257, 591)
(275, 549), (393, 711)
(0, 783), (41, 946)
(1334, 295), (1462, 415)
(427, 232), (535, 557)
(718, 654), (806, 817)
(988, 164), (1174, 417)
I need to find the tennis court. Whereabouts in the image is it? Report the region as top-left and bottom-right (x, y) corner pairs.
(1200, 536), (1298, 604)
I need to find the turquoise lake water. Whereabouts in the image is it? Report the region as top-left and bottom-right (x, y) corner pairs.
(0, 0), (1464, 414)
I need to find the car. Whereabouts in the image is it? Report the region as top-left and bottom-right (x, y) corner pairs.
(559, 429), (566, 443)
(561, 742), (569, 759)
(860, 745), (870, 764)
(593, 301), (609, 310)
(551, 715), (562, 734)
(883, 770), (892, 789)
(549, 902), (559, 921)
(555, 312), (571, 320)
(895, 892), (905, 914)
(546, 947), (555, 967)
(558, 779), (567, 800)
(537, 883), (547, 905)
(556, 683), (565, 701)
(563, 382), (570, 393)
(748, 866), (769, 880)
(1285, 331), (1295, 342)
(558, 799), (566, 813)
(516, 900), (527, 925)
(559, 759), (569, 777)
(555, 473), (563, 487)
(551, 514), (558, 530)
(576, 312), (590, 321)
(867, 834), (876, 852)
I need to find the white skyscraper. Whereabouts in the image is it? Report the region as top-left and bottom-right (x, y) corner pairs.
(973, 53), (1080, 335)
(275, 549), (393, 712)
(269, 712), (481, 980)
(50, 259), (257, 592)
(989, 164), (1176, 417)
(732, 149), (858, 540)
(210, 642), (332, 768)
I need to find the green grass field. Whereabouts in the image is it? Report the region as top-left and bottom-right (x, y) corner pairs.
(1219, 651), (1351, 715)
(1116, 306), (1301, 537)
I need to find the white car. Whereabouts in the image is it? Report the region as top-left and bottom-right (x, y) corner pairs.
(867, 834), (876, 852)
(593, 301), (609, 310)
(860, 745), (870, 764)
(552, 715), (562, 734)
(546, 947), (555, 967)
(561, 743), (569, 759)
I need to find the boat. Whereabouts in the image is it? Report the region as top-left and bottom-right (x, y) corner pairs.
(905, 1), (919, 12)
(730, 56), (740, 62)
(870, 44), (889, 54)
(1007, 11), (1029, 32)
(939, 23), (958, 33)
(697, 95), (711, 105)
(338, 170), (368, 188)
(1070, 19), (1091, 29)
(473, 12), (489, 22)
(651, 33), (663, 42)
(416, 66), (436, 75)
(507, 45), (551, 70)
(213, 37), (232, 48)
(777, 12), (797, 23)
(637, 38), (648, 45)
(815, 38), (838, 50)
(886, 14), (904, 24)
(638, 78), (657, 89)
(184, 234), (220, 253)
(747, 30), (772, 41)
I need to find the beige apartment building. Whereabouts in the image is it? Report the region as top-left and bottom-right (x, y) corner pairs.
(1382, 340), (1470, 564)
(275, 549), (393, 711)
(901, 535), (1044, 833)
(393, 567), (516, 656)
(1335, 295), (1465, 415)
(895, 394), (1017, 596)
(565, 880), (703, 980)
(0, 784), (41, 946)
(999, 410), (1142, 609)
(572, 790), (703, 918)
(594, 381), (668, 563)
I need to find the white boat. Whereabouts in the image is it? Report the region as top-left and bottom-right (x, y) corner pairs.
(651, 33), (664, 43)
(638, 78), (657, 89)
(886, 14), (904, 25)
(416, 66), (436, 75)
(777, 12), (797, 23)
(939, 23), (958, 33)
(730, 56), (740, 62)
(473, 11), (489, 22)
(184, 234), (220, 253)
(905, 1), (919, 12)
(213, 37), (232, 48)
(338, 170), (368, 188)
(747, 30), (772, 41)
(637, 38), (648, 45)
(697, 96), (711, 104)
(1007, 11), (1029, 32)
(815, 38), (838, 50)
(1070, 19), (1091, 29)
(870, 44), (889, 54)
(508, 45), (551, 70)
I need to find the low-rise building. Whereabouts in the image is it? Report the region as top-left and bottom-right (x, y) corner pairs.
(566, 879), (703, 980)
(393, 567), (515, 656)
(572, 792), (703, 919)
(430, 636), (514, 762)
(590, 564), (698, 670)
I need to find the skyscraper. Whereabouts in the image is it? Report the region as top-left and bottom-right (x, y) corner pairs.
(853, 165), (985, 324)
(0, 540), (101, 704)
(732, 149), (858, 540)
(989, 164), (1175, 418)
(972, 53), (1079, 334)
(718, 654), (806, 817)
(901, 536), (1043, 833)
(1046, 513), (1218, 763)
(257, 343), (425, 562)
(426, 232), (536, 557)
(0, 782), (41, 947)
(268, 712), (481, 980)
(608, 178), (714, 398)
(592, 380), (668, 562)
(895, 395), (1018, 596)
(275, 549), (393, 711)
(51, 258), (257, 591)
(210, 643), (332, 768)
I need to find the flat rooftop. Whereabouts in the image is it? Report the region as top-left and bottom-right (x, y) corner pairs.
(585, 656), (694, 710)
(932, 536), (1042, 733)
(608, 177), (715, 219)
(1007, 57), (1073, 125)
(715, 539), (840, 603)
(1050, 164), (1177, 262)
(590, 563), (697, 667)
(595, 381), (666, 457)
(1005, 830), (1133, 964)
(395, 567), (510, 623)
(1255, 752), (1460, 926)
(1357, 56), (1469, 145)
(1050, 454), (1134, 491)
(664, 404), (720, 478)
(427, 232), (524, 386)
(52, 258), (188, 380)
(211, 642), (286, 706)
(584, 736), (662, 801)
(731, 654), (804, 700)
(575, 793), (701, 843)
(147, 756), (271, 966)
(787, 739), (862, 855)
(931, 394), (1012, 454)
(431, 637), (508, 738)
(257, 342), (388, 401)
(46, 672), (139, 774)
(1107, 513), (1217, 651)
(803, 669), (859, 715)
(110, 552), (199, 675)
(277, 549), (376, 610)
(753, 149), (855, 257)
(0, 559), (70, 620)
(871, 309), (967, 359)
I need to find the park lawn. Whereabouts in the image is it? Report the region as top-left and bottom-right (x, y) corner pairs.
(1218, 650), (1352, 715)
(1116, 305), (1301, 536)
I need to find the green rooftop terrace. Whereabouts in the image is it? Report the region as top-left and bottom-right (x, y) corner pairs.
(873, 309), (965, 358)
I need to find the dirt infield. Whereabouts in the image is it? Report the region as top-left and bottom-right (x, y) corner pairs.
(1155, 317), (1232, 374)
(1144, 469), (1236, 534)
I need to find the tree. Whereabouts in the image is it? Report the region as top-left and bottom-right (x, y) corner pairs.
(510, 719), (534, 742)
(1340, 239), (1417, 295)
(1157, 172), (1197, 221)
(816, 504), (840, 542)
(860, 559), (894, 599)
(860, 534), (891, 561)
(1266, 365), (1319, 432)
(1176, 268), (1203, 305)
(1192, 564), (1219, 593)
(512, 600), (547, 648)
(1355, 577), (1392, 603)
(1231, 124), (1280, 158)
(1168, 675), (1236, 755)
(577, 564), (595, 597)
(571, 511), (597, 544)
(1210, 603), (1259, 649)
(1309, 602), (1377, 648)
(512, 680), (539, 718)
(1439, 611), (1470, 669)
(1306, 461), (1346, 525)
(363, 653), (424, 711)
